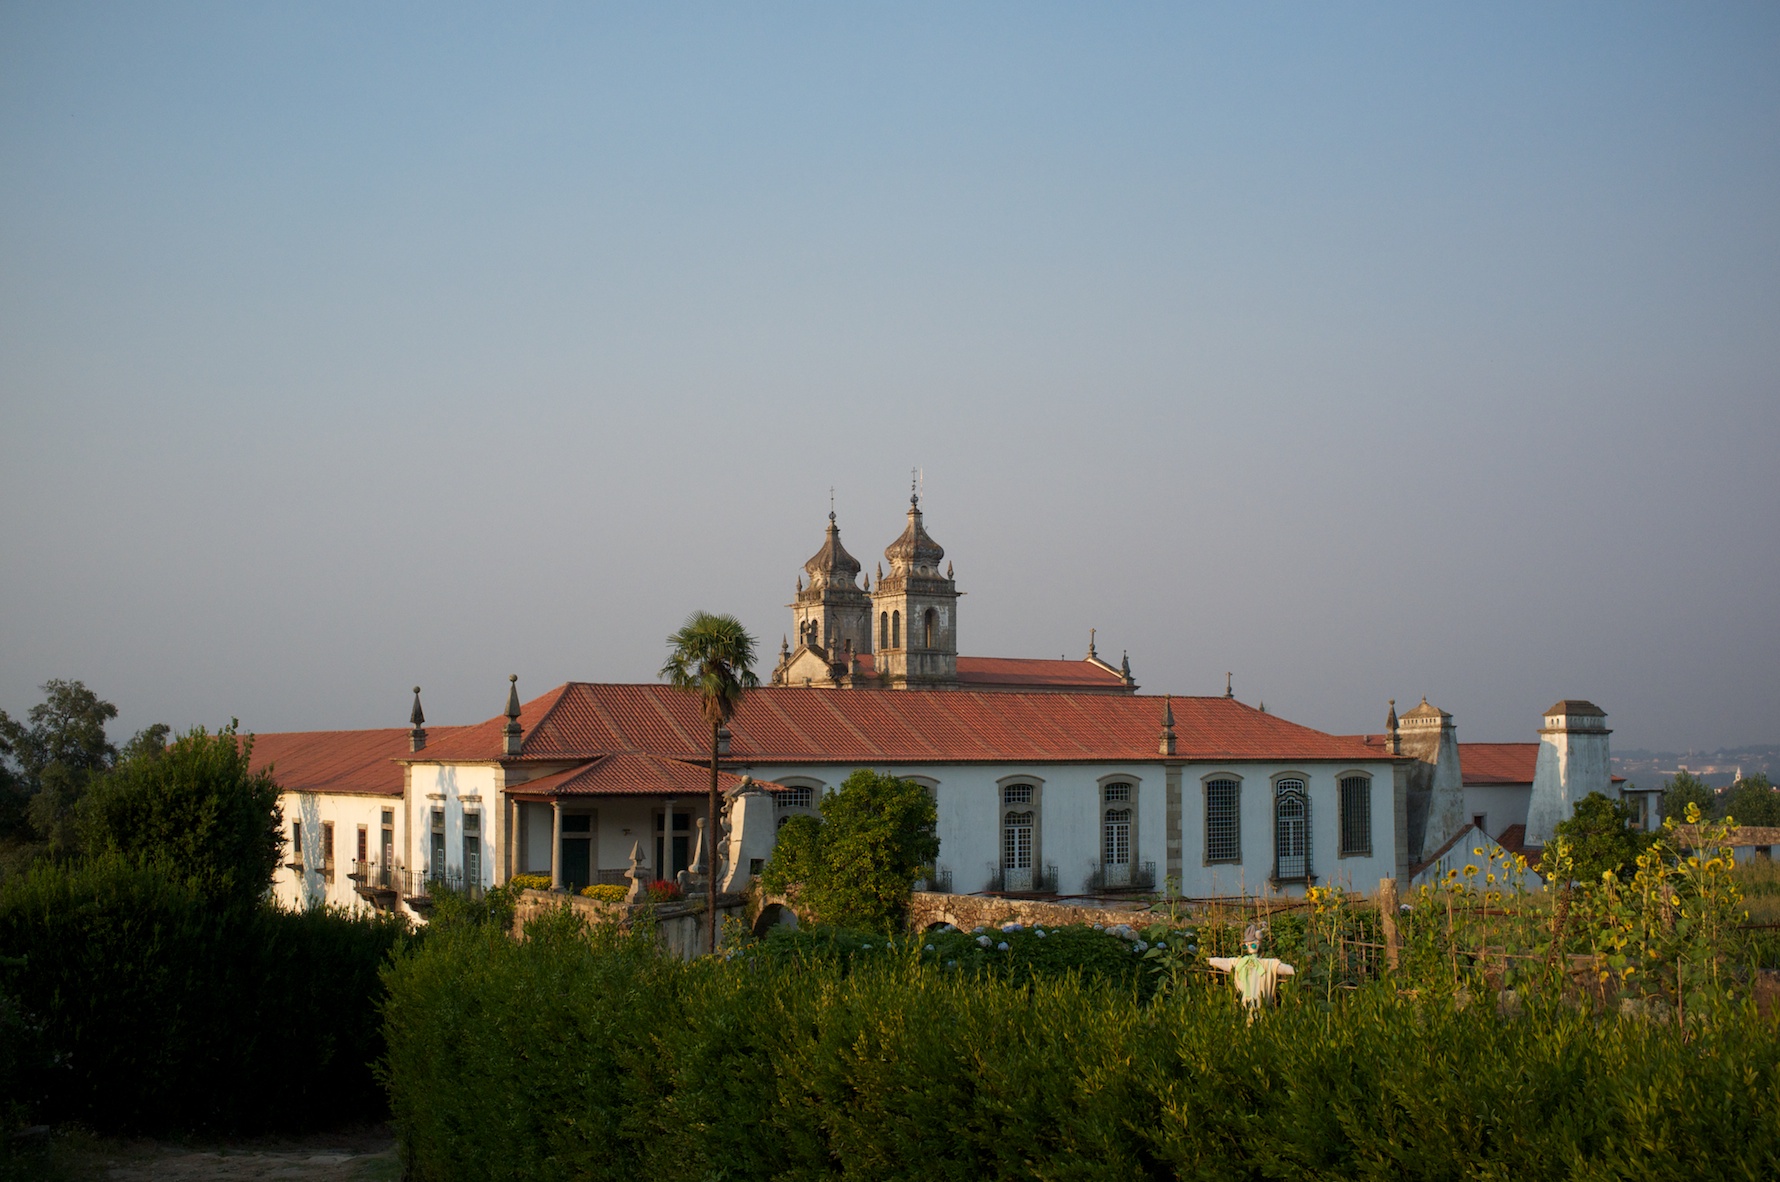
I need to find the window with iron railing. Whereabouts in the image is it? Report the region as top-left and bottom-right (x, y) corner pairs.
(1274, 778), (1310, 882)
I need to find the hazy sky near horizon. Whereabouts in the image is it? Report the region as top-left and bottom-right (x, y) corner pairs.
(2, 4), (1776, 753)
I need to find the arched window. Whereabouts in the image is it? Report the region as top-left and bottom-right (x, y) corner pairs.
(923, 607), (937, 648)
(879, 612), (889, 648)
(1274, 778), (1309, 882)
(891, 611), (900, 648)
(1101, 781), (1135, 887)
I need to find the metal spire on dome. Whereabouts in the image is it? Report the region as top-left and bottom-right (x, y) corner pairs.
(503, 674), (523, 756)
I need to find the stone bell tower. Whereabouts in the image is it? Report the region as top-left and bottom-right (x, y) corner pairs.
(788, 510), (872, 661)
(871, 491), (960, 689)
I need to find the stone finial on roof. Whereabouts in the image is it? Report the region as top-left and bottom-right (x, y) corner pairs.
(1120, 650), (1132, 682)
(1224, 672), (1234, 699)
(946, 560), (953, 579)
(780, 635), (790, 660)
(1387, 698), (1400, 754)
(408, 686), (427, 753)
(1088, 628), (1098, 660)
(1259, 701), (1267, 714)
(1159, 694), (1177, 756)
(503, 674), (523, 756)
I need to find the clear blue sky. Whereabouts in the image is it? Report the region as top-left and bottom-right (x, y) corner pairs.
(2, 4), (1776, 752)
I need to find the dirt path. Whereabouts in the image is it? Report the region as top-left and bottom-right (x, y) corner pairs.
(59, 1126), (397, 1182)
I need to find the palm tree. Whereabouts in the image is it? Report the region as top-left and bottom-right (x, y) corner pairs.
(660, 611), (758, 954)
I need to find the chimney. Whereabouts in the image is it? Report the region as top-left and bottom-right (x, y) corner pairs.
(503, 674), (523, 757)
(1525, 700), (1612, 848)
(408, 686), (427, 752)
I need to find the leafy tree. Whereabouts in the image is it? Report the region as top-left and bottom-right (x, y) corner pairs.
(761, 769), (939, 934)
(118, 722), (172, 765)
(78, 722), (283, 914)
(1661, 770), (1718, 823)
(1546, 791), (1655, 883)
(660, 611), (758, 955)
(0, 680), (127, 861)
(1721, 773), (1780, 827)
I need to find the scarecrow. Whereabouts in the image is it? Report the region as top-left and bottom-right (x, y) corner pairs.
(1207, 923), (1296, 1020)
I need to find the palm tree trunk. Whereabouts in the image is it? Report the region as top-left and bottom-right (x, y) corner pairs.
(708, 718), (720, 955)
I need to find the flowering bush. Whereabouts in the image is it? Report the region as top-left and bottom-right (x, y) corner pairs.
(581, 884), (628, 903)
(646, 880), (683, 903)
(508, 874), (553, 891)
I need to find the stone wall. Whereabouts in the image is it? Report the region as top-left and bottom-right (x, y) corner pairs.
(512, 888), (750, 960)
(904, 890), (1154, 933)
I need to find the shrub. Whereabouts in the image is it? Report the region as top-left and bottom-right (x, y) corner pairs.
(78, 723), (282, 915)
(581, 883), (627, 902)
(0, 855), (405, 1133)
(646, 879), (682, 903)
(759, 768), (937, 933)
(382, 924), (1780, 1180)
(508, 873), (553, 891)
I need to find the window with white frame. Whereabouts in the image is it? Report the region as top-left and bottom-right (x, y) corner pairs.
(462, 812), (481, 885)
(1000, 782), (1039, 890)
(1274, 778), (1309, 881)
(1339, 775), (1371, 857)
(1205, 777), (1241, 863)
(1101, 781), (1135, 886)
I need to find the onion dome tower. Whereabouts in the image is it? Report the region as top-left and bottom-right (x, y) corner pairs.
(789, 511), (872, 661)
(870, 490), (960, 689)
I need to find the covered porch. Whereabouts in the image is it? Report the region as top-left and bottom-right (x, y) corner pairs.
(503, 753), (781, 893)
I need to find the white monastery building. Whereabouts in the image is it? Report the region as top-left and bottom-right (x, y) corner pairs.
(259, 494), (1626, 918)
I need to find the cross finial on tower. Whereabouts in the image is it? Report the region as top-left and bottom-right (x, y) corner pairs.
(829, 485), (835, 522)
(910, 467), (919, 506)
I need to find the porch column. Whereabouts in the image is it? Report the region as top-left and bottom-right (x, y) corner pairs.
(663, 799), (674, 880)
(550, 800), (563, 891)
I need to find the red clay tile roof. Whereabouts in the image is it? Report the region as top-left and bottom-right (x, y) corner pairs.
(955, 656), (1128, 689)
(506, 753), (783, 799)
(1461, 743), (1539, 786)
(410, 683), (1382, 766)
(841, 653), (1128, 691)
(248, 727), (459, 797)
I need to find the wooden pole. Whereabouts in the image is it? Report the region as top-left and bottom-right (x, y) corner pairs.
(1378, 878), (1400, 973)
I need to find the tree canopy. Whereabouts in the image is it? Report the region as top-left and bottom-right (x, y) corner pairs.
(1546, 791), (1656, 883)
(1660, 770), (1717, 824)
(660, 611), (759, 730)
(761, 769), (939, 933)
(1721, 773), (1780, 827)
(78, 722), (284, 913)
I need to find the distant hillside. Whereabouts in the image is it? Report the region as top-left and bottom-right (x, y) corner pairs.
(1614, 745), (1779, 791)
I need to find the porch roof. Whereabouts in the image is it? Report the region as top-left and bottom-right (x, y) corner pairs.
(506, 752), (783, 799)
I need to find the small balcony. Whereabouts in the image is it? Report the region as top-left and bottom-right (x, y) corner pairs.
(399, 868), (484, 913)
(983, 862), (1058, 896)
(349, 859), (401, 909)
(1084, 860), (1157, 894)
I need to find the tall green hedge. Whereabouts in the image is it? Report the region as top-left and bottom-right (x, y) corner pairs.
(0, 855), (406, 1134)
(383, 916), (1780, 1181)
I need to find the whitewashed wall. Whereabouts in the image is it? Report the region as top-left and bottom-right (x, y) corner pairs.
(1460, 785), (1531, 841)
(740, 758), (1399, 899)
(407, 763), (498, 892)
(271, 791), (400, 914)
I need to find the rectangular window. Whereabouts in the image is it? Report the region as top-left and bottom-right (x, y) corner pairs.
(462, 813), (481, 886)
(1340, 776), (1372, 857)
(357, 825), (368, 866)
(1002, 783), (1034, 806)
(1205, 779), (1240, 862)
(322, 821), (335, 881)
(291, 823), (302, 858)
(1103, 782), (1132, 804)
